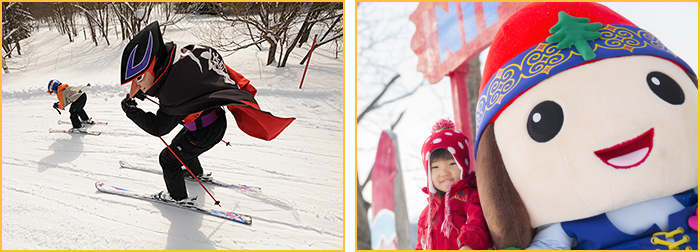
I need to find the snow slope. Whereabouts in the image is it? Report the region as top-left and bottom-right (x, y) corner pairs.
(2, 15), (344, 249)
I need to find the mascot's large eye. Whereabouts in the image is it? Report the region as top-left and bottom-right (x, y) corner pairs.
(647, 71), (684, 105)
(527, 101), (564, 143)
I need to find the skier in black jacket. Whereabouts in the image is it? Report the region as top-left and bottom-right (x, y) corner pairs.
(120, 22), (294, 203)
(119, 21), (228, 203)
(122, 94), (225, 202)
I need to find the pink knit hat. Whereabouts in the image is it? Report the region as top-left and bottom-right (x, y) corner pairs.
(421, 119), (471, 193)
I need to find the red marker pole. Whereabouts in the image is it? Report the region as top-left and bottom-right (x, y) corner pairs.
(299, 34), (318, 89)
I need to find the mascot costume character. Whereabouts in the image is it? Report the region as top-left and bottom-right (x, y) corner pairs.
(474, 2), (698, 250)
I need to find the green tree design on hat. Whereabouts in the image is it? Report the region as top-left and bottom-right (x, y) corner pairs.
(547, 11), (603, 61)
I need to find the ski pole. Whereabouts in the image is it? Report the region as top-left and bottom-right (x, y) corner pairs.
(158, 136), (221, 207)
(221, 140), (232, 146)
(299, 34), (318, 89)
(145, 96), (159, 105)
(143, 94), (222, 206)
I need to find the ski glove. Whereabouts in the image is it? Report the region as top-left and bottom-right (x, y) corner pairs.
(53, 102), (61, 115)
(133, 90), (147, 101)
(121, 93), (138, 112)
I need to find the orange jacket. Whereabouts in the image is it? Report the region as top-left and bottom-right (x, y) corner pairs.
(55, 84), (84, 109)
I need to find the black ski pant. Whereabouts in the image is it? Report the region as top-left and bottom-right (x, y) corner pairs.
(69, 94), (90, 128)
(159, 115), (226, 200)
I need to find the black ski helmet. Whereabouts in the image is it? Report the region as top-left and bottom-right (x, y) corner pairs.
(120, 21), (167, 85)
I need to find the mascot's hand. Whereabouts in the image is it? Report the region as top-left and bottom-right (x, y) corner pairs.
(121, 93), (138, 112)
(689, 207), (697, 231)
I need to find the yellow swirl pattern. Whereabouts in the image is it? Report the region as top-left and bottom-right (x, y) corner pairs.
(596, 25), (677, 57)
(476, 24), (676, 129)
(476, 43), (576, 127)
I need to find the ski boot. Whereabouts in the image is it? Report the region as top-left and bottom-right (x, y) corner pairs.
(68, 126), (87, 133)
(154, 191), (200, 208)
(81, 118), (95, 125)
(184, 171), (213, 183)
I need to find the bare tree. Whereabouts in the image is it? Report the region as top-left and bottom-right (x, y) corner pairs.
(72, 2), (111, 46)
(110, 2), (154, 40)
(207, 2), (301, 66)
(202, 2), (342, 67)
(300, 13), (343, 64)
(157, 2), (203, 34)
(356, 3), (432, 249)
(3, 2), (34, 57)
(279, 2), (341, 67)
(356, 173), (372, 250)
(30, 3), (79, 43)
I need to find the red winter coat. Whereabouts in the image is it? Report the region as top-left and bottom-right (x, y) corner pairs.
(415, 174), (493, 250)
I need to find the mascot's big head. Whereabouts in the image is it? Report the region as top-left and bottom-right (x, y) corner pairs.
(474, 2), (698, 249)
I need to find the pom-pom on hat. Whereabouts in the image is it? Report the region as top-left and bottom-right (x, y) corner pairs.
(473, 2), (696, 157)
(421, 119), (471, 194)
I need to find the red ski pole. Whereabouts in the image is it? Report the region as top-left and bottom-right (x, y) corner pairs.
(140, 95), (222, 206)
(145, 96), (159, 105)
(159, 136), (221, 207)
(299, 34), (318, 89)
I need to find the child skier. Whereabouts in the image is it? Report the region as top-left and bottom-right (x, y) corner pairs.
(47, 79), (93, 132)
(416, 119), (493, 250)
(120, 21), (294, 204)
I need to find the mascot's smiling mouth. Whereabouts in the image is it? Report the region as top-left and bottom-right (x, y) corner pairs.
(594, 128), (654, 169)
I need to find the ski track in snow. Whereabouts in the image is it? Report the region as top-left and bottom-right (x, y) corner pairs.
(2, 16), (343, 250)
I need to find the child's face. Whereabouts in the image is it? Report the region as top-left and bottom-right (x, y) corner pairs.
(130, 67), (155, 98)
(430, 157), (461, 193)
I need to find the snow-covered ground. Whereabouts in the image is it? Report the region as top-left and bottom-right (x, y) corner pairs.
(2, 15), (344, 250)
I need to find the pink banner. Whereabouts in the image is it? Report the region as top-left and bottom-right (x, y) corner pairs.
(371, 131), (399, 249)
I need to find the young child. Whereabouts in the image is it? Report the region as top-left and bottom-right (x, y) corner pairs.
(416, 119), (493, 250)
(47, 79), (93, 132)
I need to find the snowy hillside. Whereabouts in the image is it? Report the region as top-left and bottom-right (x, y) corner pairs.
(2, 15), (344, 249)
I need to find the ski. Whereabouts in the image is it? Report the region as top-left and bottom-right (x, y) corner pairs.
(49, 128), (101, 136)
(95, 181), (253, 225)
(118, 160), (262, 194)
(58, 119), (108, 125)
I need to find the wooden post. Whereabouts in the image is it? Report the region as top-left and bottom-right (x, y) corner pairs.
(449, 61), (476, 173)
(388, 131), (411, 250)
